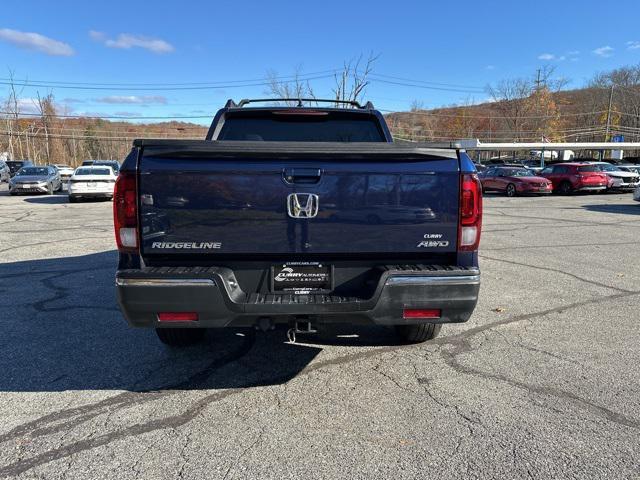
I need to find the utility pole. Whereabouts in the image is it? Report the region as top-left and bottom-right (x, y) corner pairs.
(535, 69), (542, 91)
(605, 84), (614, 142)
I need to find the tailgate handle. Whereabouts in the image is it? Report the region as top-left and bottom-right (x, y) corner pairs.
(283, 168), (322, 184)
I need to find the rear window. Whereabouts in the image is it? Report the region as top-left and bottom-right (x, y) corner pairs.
(94, 162), (119, 171)
(217, 111), (386, 142)
(17, 167), (48, 176)
(501, 168), (531, 177)
(6, 161), (26, 173)
(76, 168), (111, 176)
(578, 166), (599, 173)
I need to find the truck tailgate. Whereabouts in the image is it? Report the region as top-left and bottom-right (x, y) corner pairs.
(137, 141), (460, 256)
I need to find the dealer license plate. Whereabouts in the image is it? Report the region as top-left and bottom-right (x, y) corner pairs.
(271, 262), (333, 294)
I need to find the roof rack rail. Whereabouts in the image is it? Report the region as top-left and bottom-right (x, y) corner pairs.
(228, 98), (374, 109)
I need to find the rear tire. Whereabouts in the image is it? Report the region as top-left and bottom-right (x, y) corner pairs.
(506, 183), (517, 197)
(558, 181), (573, 195)
(395, 324), (441, 343)
(156, 328), (206, 347)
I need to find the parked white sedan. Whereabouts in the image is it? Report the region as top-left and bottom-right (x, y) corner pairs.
(68, 166), (117, 202)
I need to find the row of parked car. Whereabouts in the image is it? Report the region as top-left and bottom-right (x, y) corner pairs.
(3, 157), (640, 204)
(477, 161), (640, 199)
(0, 159), (120, 202)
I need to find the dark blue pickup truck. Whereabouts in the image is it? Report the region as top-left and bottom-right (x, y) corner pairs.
(114, 99), (482, 346)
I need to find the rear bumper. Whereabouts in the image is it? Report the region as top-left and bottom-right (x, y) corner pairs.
(116, 266), (480, 329)
(69, 192), (113, 198)
(577, 185), (607, 191)
(68, 186), (114, 197)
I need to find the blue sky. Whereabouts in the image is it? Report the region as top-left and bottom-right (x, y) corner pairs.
(2, 0), (640, 124)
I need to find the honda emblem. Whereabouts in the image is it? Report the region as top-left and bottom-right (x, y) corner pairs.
(287, 193), (319, 218)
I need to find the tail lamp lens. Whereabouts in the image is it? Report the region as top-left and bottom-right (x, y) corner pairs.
(113, 172), (138, 252)
(459, 173), (482, 251)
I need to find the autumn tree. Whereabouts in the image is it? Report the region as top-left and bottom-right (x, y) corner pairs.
(525, 87), (563, 140)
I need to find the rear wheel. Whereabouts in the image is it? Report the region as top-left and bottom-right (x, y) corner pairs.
(558, 181), (573, 195)
(156, 328), (206, 347)
(506, 183), (517, 197)
(395, 324), (441, 343)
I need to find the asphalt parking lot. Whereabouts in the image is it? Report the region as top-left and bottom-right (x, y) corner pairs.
(0, 185), (639, 479)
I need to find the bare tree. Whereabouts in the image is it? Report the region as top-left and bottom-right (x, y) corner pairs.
(485, 67), (570, 141)
(536, 65), (569, 92)
(590, 64), (640, 138)
(265, 65), (316, 106)
(36, 93), (67, 164)
(3, 70), (26, 159)
(486, 77), (533, 140)
(332, 53), (379, 104)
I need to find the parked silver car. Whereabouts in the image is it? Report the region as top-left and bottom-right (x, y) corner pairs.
(0, 161), (9, 183)
(54, 164), (75, 182)
(9, 166), (62, 195)
(618, 164), (640, 175)
(589, 162), (640, 191)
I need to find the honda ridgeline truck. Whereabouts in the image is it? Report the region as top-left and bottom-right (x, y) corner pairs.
(114, 99), (482, 346)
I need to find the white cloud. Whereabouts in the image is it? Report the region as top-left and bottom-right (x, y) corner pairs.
(114, 111), (142, 117)
(538, 53), (556, 60)
(95, 95), (167, 105)
(62, 98), (85, 104)
(538, 53), (568, 61)
(567, 50), (580, 56)
(593, 46), (614, 57)
(627, 41), (640, 50)
(0, 97), (71, 115)
(485, 65), (495, 70)
(15, 98), (40, 114)
(90, 31), (174, 54)
(0, 28), (74, 56)
(88, 30), (106, 42)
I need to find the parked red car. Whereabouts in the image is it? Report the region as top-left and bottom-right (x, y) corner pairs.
(539, 163), (609, 195)
(478, 166), (552, 196)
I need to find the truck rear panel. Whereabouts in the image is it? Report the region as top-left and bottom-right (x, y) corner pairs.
(136, 141), (461, 258)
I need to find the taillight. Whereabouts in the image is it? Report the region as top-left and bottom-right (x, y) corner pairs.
(113, 171), (138, 252)
(458, 173), (482, 251)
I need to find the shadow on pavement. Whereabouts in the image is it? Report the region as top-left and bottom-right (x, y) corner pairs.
(582, 203), (640, 215)
(21, 193), (70, 204)
(0, 250), (397, 393)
